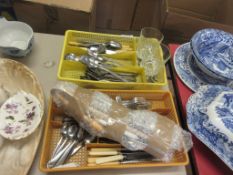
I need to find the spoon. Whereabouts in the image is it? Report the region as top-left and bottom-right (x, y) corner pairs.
(55, 127), (84, 166)
(129, 97), (151, 109)
(88, 44), (106, 54)
(116, 96), (151, 109)
(87, 48), (121, 67)
(65, 53), (114, 69)
(65, 53), (128, 82)
(47, 124), (79, 168)
(65, 124), (79, 147)
(70, 132), (95, 156)
(65, 53), (80, 62)
(52, 117), (77, 156)
(51, 122), (70, 157)
(71, 40), (122, 50)
(65, 54), (97, 66)
(68, 40), (123, 55)
(104, 41), (122, 50)
(88, 41), (122, 54)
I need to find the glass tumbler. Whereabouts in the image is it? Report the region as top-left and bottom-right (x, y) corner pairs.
(136, 27), (164, 82)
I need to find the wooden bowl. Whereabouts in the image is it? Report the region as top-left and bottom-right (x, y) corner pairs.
(0, 58), (44, 175)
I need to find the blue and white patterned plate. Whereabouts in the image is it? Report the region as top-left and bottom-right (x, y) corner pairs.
(174, 43), (225, 92)
(191, 29), (233, 80)
(187, 85), (233, 170)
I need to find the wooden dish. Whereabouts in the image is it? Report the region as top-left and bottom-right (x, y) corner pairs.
(0, 58), (45, 175)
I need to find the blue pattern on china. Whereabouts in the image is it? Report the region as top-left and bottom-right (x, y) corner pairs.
(214, 93), (233, 132)
(187, 85), (233, 170)
(174, 43), (225, 92)
(191, 29), (233, 80)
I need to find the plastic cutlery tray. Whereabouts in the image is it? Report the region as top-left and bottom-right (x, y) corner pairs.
(57, 30), (167, 90)
(40, 90), (189, 172)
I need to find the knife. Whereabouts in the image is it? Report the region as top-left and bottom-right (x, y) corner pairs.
(87, 158), (160, 166)
(93, 152), (154, 164)
(87, 151), (150, 163)
(88, 149), (145, 156)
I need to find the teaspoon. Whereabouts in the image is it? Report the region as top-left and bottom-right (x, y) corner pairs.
(55, 127), (84, 166)
(47, 125), (79, 168)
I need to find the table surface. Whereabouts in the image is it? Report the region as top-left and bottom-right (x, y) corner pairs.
(0, 33), (187, 175)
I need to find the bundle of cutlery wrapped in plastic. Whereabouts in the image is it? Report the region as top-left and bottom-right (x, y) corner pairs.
(48, 82), (193, 168)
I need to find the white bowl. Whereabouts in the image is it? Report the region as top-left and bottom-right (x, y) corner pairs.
(0, 18), (33, 57)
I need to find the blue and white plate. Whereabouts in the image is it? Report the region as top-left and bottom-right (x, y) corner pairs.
(174, 43), (225, 92)
(187, 85), (233, 170)
(191, 29), (233, 80)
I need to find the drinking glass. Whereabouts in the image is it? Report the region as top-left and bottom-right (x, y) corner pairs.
(136, 27), (164, 82)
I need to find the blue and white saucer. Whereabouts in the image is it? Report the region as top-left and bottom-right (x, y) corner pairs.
(187, 85), (233, 170)
(191, 28), (233, 80)
(174, 43), (225, 92)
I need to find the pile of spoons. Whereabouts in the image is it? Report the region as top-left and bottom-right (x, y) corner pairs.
(65, 53), (135, 82)
(68, 40), (132, 55)
(47, 117), (95, 168)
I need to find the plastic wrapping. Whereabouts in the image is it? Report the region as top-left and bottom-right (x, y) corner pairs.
(51, 82), (193, 162)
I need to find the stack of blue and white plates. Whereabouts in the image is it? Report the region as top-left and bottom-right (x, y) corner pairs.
(175, 28), (233, 170)
(174, 28), (233, 92)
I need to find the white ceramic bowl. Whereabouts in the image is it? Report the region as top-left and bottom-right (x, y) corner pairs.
(0, 18), (33, 57)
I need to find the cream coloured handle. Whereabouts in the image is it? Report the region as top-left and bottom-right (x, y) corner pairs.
(88, 151), (118, 156)
(88, 161), (120, 166)
(95, 155), (124, 164)
(90, 148), (120, 152)
(88, 157), (98, 163)
(88, 157), (120, 163)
